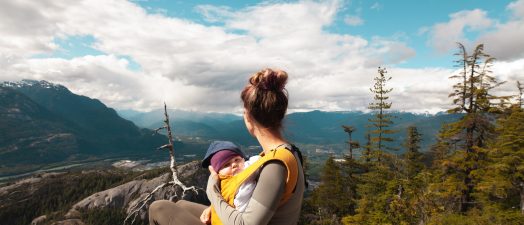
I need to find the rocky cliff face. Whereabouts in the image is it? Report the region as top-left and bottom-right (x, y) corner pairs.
(0, 161), (209, 225)
(63, 161), (209, 223)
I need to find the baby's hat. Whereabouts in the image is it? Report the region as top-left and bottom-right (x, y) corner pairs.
(201, 141), (246, 168)
(210, 150), (241, 171)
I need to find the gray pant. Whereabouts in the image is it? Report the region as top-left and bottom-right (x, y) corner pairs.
(149, 200), (208, 225)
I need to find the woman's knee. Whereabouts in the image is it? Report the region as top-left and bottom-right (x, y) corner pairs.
(174, 200), (191, 207)
(149, 200), (173, 215)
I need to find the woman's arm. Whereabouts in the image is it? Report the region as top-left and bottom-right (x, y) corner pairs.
(207, 161), (286, 225)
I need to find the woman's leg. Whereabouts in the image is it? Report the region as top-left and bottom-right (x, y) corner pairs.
(149, 200), (207, 225)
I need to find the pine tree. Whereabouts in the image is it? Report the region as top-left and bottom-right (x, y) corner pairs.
(362, 132), (372, 163)
(340, 126), (361, 217)
(312, 156), (352, 220)
(342, 68), (404, 224)
(340, 157), (361, 217)
(436, 43), (506, 212)
(403, 126), (424, 179)
(448, 42), (469, 113)
(430, 123), (456, 166)
(368, 67), (396, 161)
(477, 108), (524, 215)
(343, 162), (394, 224)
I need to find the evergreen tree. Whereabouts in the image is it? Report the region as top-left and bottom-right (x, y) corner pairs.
(362, 132), (372, 163)
(342, 67), (404, 224)
(368, 67), (396, 161)
(340, 126), (361, 217)
(448, 42), (469, 113)
(430, 123), (455, 166)
(403, 126), (424, 179)
(343, 162), (394, 224)
(340, 157), (361, 217)
(436, 43), (506, 212)
(477, 108), (524, 215)
(312, 156), (352, 220)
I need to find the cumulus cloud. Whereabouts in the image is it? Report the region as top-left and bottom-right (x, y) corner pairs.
(0, 1), (62, 56)
(508, 0), (524, 18)
(0, 0), (520, 115)
(477, 0), (524, 60)
(427, 0), (524, 61)
(365, 36), (416, 66)
(428, 9), (492, 53)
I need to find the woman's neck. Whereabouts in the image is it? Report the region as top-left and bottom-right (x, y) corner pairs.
(254, 127), (287, 154)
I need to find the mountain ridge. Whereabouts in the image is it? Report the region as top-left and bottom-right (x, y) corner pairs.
(121, 108), (461, 151)
(1, 79), (460, 177)
(0, 80), (167, 176)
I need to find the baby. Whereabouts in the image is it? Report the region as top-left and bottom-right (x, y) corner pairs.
(200, 141), (260, 224)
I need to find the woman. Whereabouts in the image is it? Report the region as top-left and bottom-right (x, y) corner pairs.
(149, 68), (305, 225)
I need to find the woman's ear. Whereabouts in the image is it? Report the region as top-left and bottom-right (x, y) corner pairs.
(243, 110), (256, 137)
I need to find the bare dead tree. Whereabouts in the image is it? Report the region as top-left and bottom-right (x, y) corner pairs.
(342, 125), (359, 159)
(124, 103), (202, 225)
(517, 81), (523, 108)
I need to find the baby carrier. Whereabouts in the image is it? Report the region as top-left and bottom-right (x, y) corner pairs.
(210, 144), (303, 225)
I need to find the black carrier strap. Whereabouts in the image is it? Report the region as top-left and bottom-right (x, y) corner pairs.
(282, 143), (308, 189)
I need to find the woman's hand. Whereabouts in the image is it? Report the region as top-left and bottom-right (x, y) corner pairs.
(200, 206), (212, 224)
(208, 165), (218, 179)
(206, 165), (223, 201)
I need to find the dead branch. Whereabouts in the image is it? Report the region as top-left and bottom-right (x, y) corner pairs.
(124, 103), (203, 225)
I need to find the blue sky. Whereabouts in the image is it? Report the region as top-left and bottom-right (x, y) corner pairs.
(40, 0), (516, 69)
(0, 0), (523, 113)
(132, 0), (515, 68)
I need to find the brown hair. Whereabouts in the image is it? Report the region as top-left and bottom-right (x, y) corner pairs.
(241, 68), (288, 130)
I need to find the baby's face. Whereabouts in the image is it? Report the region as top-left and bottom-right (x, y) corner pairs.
(218, 156), (245, 176)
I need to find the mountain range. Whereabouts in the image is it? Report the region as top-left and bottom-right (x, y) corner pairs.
(0, 80), (167, 176)
(1, 80), (460, 177)
(121, 105), (461, 153)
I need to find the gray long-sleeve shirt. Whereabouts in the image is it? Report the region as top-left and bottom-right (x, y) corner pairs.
(206, 153), (305, 225)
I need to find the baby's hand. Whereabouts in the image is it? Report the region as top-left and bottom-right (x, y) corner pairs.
(200, 206), (212, 224)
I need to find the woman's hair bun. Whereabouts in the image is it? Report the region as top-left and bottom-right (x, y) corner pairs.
(249, 68), (288, 92)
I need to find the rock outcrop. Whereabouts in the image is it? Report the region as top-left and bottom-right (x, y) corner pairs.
(64, 161), (209, 222)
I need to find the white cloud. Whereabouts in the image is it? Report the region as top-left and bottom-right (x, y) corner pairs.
(477, 0), (524, 60)
(508, 0), (524, 18)
(2, 0), (520, 115)
(427, 1), (524, 61)
(224, 1), (340, 38)
(344, 15), (364, 26)
(366, 36), (416, 66)
(428, 9), (492, 53)
(489, 58), (524, 98)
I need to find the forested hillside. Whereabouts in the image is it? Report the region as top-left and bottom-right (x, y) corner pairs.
(302, 44), (524, 224)
(0, 80), (166, 176)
